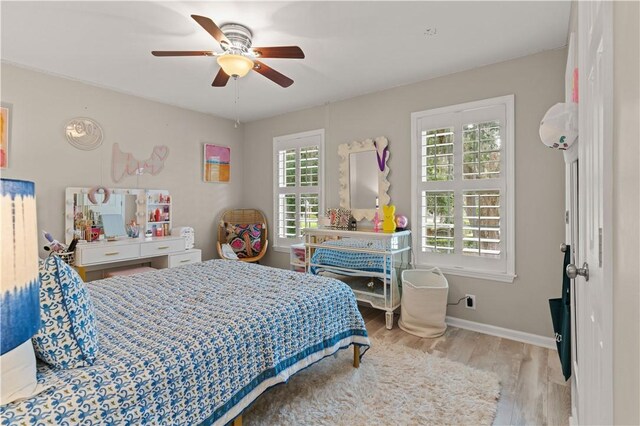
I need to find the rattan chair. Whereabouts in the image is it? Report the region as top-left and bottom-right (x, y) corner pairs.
(216, 208), (269, 263)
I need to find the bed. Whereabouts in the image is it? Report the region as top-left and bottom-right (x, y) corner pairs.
(0, 260), (369, 425)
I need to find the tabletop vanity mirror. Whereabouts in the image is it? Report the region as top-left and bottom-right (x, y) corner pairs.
(65, 187), (146, 243)
(338, 136), (390, 221)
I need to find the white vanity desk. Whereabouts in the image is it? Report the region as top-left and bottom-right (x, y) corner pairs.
(74, 236), (201, 280)
(66, 187), (201, 280)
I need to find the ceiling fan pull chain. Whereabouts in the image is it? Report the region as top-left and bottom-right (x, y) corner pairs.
(234, 76), (240, 128)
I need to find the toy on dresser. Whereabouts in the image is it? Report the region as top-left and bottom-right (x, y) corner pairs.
(382, 205), (397, 233)
(173, 226), (195, 249)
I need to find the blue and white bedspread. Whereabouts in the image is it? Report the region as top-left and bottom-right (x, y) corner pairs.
(310, 238), (391, 276)
(0, 260), (369, 426)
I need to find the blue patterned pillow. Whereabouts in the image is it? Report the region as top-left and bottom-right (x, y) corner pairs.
(32, 256), (98, 368)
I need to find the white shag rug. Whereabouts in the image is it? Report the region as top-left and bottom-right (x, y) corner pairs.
(245, 338), (500, 425)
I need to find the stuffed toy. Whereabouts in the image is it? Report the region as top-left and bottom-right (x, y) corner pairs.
(382, 205), (397, 233)
(42, 231), (65, 253)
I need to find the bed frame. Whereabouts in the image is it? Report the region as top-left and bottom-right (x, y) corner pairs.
(230, 345), (361, 425)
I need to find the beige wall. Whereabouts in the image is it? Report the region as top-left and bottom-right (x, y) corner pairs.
(243, 48), (568, 337)
(0, 63), (244, 261)
(613, 2), (640, 424)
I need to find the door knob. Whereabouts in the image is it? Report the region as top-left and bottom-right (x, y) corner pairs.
(560, 243), (568, 252)
(566, 262), (589, 281)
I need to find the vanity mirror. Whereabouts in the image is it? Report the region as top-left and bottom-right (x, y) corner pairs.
(338, 136), (390, 221)
(65, 187), (146, 243)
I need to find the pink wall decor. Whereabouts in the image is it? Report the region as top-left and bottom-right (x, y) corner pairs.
(111, 143), (169, 183)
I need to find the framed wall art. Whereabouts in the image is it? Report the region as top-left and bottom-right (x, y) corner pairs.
(1, 103), (12, 169)
(203, 144), (230, 183)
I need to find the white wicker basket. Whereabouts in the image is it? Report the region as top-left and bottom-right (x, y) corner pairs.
(398, 267), (449, 338)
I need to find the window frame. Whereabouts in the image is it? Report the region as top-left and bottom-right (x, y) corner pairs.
(272, 129), (325, 251)
(410, 95), (515, 282)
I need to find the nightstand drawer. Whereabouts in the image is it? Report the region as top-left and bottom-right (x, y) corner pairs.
(168, 249), (202, 268)
(79, 244), (140, 265)
(140, 239), (184, 257)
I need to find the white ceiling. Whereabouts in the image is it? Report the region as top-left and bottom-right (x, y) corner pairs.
(1, 1), (571, 122)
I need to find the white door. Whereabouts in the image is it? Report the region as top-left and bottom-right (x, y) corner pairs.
(573, 1), (613, 424)
(565, 159), (579, 423)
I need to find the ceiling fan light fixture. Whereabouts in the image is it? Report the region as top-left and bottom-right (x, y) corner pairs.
(217, 54), (254, 78)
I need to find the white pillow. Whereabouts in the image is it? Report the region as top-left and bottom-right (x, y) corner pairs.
(0, 340), (47, 405)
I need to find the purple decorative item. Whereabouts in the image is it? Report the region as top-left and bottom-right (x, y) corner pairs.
(373, 140), (389, 172)
(395, 214), (409, 230)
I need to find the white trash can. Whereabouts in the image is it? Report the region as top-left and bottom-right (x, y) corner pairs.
(398, 267), (449, 338)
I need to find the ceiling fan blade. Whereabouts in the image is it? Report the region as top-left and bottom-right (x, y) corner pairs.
(252, 60), (294, 88)
(212, 69), (230, 87)
(251, 46), (305, 59)
(152, 50), (215, 57)
(191, 15), (230, 48)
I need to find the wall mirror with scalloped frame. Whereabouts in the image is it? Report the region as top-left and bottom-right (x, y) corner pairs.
(338, 136), (390, 221)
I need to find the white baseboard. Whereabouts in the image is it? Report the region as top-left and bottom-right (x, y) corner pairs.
(445, 316), (556, 350)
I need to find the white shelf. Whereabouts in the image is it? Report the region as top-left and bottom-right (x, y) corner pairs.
(145, 190), (172, 235)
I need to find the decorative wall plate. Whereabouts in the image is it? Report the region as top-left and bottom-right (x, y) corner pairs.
(65, 118), (103, 150)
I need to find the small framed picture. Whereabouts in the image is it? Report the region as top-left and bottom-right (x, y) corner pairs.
(203, 144), (230, 183)
(327, 208), (352, 229)
(1, 103), (12, 169)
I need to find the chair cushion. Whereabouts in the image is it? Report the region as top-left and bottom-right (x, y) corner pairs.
(32, 256), (98, 369)
(226, 223), (263, 259)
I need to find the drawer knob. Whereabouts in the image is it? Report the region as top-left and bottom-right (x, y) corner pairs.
(105, 252), (119, 256)
(157, 246), (170, 250)
(180, 259), (190, 263)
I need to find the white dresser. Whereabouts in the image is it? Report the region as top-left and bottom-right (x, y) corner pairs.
(74, 235), (201, 280)
(304, 228), (411, 329)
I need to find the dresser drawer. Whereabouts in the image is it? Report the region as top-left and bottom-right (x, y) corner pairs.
(79, 244), (140, 265)
(140, 239), (184, 257)
(168, 249), (202, 268)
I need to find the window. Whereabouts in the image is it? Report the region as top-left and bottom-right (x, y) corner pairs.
(411, 95), (515, 282)
(273, 129), (324, 250)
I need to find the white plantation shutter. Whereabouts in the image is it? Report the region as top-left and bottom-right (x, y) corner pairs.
(278, 149), (296, 188)
(411, 96), (515, 282)
(299, 193), (319, 230)
(422, 127), (455, 182)
(277, 194), (297, 239)
(421, 191), (455, 253)
(462, 191), (501, 257)
(273, 130), (324, 249)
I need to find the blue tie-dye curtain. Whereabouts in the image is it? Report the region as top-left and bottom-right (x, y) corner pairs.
(0, 178), (41, 355)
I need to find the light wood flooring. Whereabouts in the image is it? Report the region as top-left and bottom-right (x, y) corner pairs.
(359, 307), (572, 426)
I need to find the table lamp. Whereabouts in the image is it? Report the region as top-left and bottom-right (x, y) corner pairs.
(1, 178), (45, 404)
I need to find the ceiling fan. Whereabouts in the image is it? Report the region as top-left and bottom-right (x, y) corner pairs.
(152, 15), (304, 88)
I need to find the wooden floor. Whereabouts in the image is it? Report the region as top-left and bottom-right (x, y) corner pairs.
(359, 307), (571, 426)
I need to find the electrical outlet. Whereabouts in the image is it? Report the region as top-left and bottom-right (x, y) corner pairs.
(465, 294), (476, 310)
